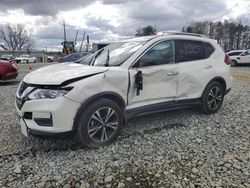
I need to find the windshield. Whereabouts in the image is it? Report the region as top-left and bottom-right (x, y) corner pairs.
(91, 41), (145, 66)
(77, 53), (93, 64)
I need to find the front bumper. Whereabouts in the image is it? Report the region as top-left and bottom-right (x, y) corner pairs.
(15, 96), (81, 135)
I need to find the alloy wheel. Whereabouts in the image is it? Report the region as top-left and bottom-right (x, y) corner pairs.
(87, 107), (118, 143)
(207, 86), (223, 110)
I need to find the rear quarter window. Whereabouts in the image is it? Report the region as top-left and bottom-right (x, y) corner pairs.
(203, 42), (215, 58)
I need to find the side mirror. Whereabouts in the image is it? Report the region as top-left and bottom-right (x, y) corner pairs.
(134, 60), (143, 68)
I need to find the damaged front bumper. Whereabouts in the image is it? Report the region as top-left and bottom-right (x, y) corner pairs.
(15, 96), (81, 136)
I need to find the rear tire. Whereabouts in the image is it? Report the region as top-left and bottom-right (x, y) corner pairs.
(76, 98), (123, 148)
(230, 60), (237, 67)
(200, 81), (225, 114)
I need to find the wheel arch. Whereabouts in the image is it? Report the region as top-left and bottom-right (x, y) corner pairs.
(73, 91), (127, 131)
(203, 76), (227, 95)
(231, 58), (238, 63)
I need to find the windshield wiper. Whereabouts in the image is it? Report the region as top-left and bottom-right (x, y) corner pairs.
(91, 48), (104, 66)
(104, 49), (110, 67)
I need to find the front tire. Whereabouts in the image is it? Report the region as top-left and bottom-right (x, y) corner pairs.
(76, 98), (123, 148)
(201, 81), (225, 114)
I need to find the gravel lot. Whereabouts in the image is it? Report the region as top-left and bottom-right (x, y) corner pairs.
(0, 63), (249, 188)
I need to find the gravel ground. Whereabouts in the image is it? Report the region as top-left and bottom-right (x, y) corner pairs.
(0, 63), (249, 188)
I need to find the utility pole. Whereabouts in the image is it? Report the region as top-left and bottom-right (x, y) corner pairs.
(86, 35), (89, 52)
(74, 30), (78, 45)
(79, 31), (86, 52)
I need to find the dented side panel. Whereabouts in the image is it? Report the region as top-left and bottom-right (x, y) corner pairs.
(127, 64), (179, 109)
(65, 67), (128, 105)
(176, 51), (219, 99)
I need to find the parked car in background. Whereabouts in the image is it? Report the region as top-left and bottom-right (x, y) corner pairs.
(47, 56), (54, 62)
(15, 54), (37, 64)
(0, 54), (15, 61)
(16, 32), (232, 148)
(227, 49), (250, 66)
(0, 60), (18, 80)
(57, 52), (90, 63)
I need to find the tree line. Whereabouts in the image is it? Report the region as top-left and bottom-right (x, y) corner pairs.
(136, 20), (250, 51)
(183, 20), (250, 51)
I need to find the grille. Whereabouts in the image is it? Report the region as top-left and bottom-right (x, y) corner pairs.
(16, 96), (23, 110)
(16, 82), (30, 110)
(19, 82), (29, 97)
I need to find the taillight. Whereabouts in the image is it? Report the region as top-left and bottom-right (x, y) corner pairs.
(224, 54), (231, 65)
(11, 62), (18, 70)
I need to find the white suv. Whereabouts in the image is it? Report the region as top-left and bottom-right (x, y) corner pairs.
(227, 49), (250, 66)
(16, 32), (232, 148)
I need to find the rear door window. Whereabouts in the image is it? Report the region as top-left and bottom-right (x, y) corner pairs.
(175, 40), (205, 63)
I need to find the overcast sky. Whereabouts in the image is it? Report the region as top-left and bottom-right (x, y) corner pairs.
(0, 0), (249, 51)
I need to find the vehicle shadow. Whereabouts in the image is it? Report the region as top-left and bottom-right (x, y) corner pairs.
(21, 108), (200, 152)
(0, 80), (20, 86)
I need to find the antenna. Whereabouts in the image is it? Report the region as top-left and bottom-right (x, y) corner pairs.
(79, 31), (86, 52)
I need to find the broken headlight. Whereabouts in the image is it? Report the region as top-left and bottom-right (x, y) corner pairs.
(28, 88), (72, 100)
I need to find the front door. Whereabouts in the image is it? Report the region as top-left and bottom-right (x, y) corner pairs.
(127, 40), (179, 108)
(239, 50), (250, 64)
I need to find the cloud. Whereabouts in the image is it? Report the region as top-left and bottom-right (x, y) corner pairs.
(86, 17), (115, 31)
(0, 0), (248, 50)
(0, 0), (94, 16)
(117, 0), (230, 33)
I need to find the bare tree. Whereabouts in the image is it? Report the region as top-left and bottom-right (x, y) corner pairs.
(184, 19), (250, 51)
(0, 24), (33, 51)
(135, 25), (156, 36)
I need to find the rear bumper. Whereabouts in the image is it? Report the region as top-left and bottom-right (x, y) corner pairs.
(2, 71), (18, 80)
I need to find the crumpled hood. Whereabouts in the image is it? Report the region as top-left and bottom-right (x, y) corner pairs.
(23, 63), (109, 85)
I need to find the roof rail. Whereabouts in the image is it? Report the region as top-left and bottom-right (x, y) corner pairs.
(157, 31), (207, 38)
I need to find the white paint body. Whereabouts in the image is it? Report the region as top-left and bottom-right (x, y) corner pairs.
(229, 49), (250, 64)
(15, 34), (232, 135)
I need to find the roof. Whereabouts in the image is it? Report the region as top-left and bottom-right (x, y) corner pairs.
(120, 35), (157, 42)
(157, 31), (207, 38)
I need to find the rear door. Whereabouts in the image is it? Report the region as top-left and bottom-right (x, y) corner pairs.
(128, 40), (179, 108)
(175, 40), (215, 100)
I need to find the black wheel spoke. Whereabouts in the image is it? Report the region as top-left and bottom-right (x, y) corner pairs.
(101, 127), (108, 141)
(92, 111), (104, 124)
(89, 125), (102, 137)
(105, 108), (115, 123)
(106, 122), (118, 130)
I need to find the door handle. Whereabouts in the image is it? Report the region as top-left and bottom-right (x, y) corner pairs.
(166, 71), (179, 76)
(204, 65), (213, 69)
